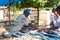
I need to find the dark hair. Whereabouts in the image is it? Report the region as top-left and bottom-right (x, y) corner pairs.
(56, 6), (60, 11)
(52, 8), (56, 12)
(55, 6), (60, 15)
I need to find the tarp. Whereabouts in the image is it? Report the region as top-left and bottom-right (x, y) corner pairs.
(0, 0), (23, 6)
(1, 29), (60, 40)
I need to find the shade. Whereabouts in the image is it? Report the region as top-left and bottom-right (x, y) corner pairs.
(0, 0), (22, 6)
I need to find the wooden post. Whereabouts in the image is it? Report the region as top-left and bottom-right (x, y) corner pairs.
(37, 7), (39, 27)
(8, 0), (11, 28)
(12, 0), (14, 18)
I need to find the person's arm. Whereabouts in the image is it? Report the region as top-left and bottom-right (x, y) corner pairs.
(28, 23), (35, 27)
(50, 21), (54, 26)
(47, 26), (59, 30)
(21, 18), (30, 30)
(11, 16), (20, 26)
(49, 18), (57, 30)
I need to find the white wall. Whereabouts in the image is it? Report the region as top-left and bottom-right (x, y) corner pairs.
(0, 10), (4, 20)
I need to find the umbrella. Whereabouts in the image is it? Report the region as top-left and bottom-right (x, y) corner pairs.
(0, 0), (23, 30)
(0, 0), (23, 6)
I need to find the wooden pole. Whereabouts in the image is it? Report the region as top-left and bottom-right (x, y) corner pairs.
(12, 0), (14, 16)
(8, 0), (11, 27)
(37, 7), (39, 27)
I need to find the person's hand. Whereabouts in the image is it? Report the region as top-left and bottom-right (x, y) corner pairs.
(21, 27), (27, 30)
(38, 26), (47, 32)
(29, 23), (36, 29)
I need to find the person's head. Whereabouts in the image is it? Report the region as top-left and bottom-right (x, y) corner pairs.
(56, 6), (60, 16)
(23, 9), (30, 17)
(52, 8), (56, 13)
(52, 8), (58, 16)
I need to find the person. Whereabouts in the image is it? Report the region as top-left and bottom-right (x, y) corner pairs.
(10, 9), (31, 32)
(50, 7), (58, 28)
(48, 6), (60, 30)
(38, 6), (60, 31)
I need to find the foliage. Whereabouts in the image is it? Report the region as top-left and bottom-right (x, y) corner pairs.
(10, 0), (60, 12)
(20, 0), (47, 8)
(45, 0), (60, 7)
(10, 2), (21, 12)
